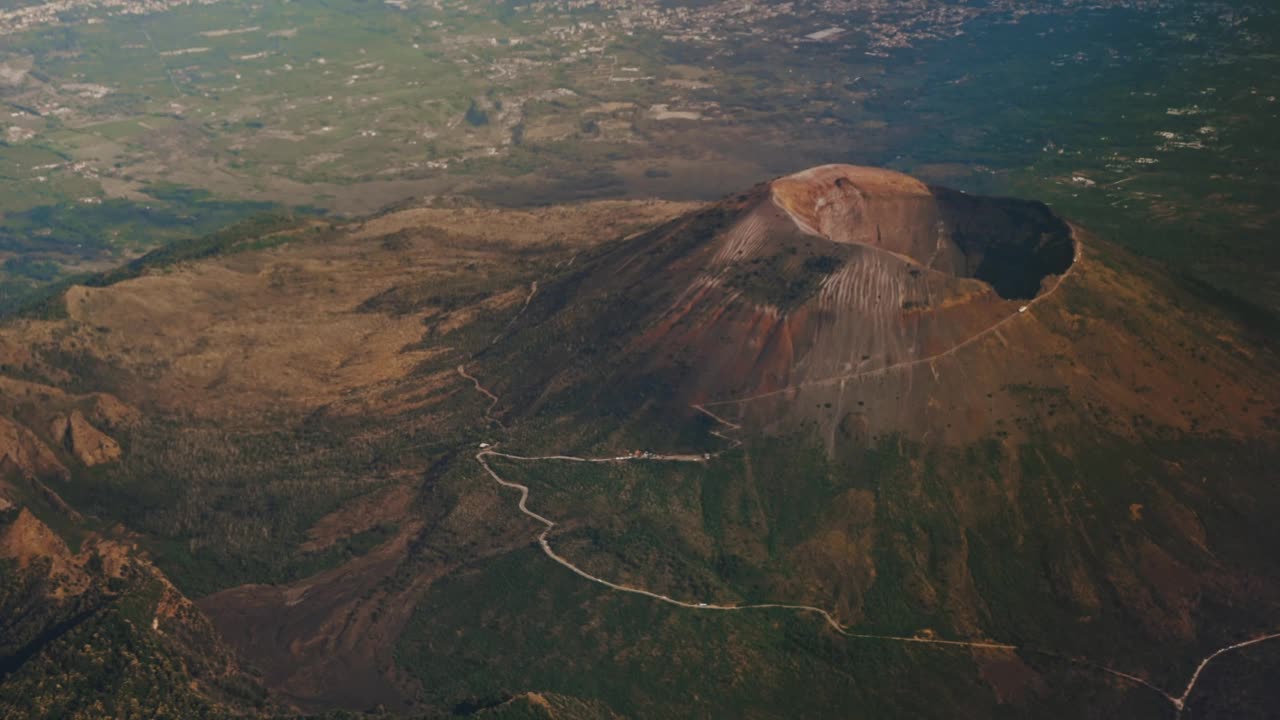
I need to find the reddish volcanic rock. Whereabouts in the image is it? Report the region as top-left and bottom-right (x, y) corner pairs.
(772, 164), (967, 274)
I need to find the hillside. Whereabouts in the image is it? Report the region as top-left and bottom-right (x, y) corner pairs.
(0, 198), (700, 715)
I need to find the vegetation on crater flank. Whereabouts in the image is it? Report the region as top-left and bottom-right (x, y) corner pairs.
(724, 249), (844, 311)
(393, 416), (1280, 718)
(10, 213), (319, 322)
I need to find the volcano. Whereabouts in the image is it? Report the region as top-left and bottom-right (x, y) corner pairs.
(484, 164), (1273, 447)
(458, 165), (1280, 717)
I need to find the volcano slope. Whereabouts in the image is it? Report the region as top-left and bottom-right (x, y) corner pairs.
(445, 164), (1280, 717)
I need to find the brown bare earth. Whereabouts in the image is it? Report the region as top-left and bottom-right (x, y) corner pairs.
(199, 523), (431, 712)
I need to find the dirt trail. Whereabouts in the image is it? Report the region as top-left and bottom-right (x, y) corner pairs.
(457, 364), (503, 429)
(491, 281), (539, 345)
(1170, 632), (1280, 716)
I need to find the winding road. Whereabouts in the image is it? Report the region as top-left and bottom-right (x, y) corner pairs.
(474, 444), (1016, 652)
(467, 370), (1280, 715)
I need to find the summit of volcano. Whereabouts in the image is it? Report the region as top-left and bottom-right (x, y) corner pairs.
(481, 165), (1271, 449)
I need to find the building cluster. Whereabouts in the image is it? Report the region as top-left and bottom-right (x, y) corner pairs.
(0, 0), (224, 36)
(4, 0), (1166, 52)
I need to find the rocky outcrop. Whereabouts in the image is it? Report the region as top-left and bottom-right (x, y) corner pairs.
(50, 410), (122, 466)
(0, 376), (134, 472)
(0, 505), (260, 711)
(89, 392), (141, 430)
(0, 415), (67, 480)
(0, 507), (90, 597)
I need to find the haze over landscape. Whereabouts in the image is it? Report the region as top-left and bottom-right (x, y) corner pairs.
(1, 1), (1279, 719)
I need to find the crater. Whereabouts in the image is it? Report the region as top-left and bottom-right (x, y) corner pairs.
(770, 164), (1076, 300)
(931, 186), (1076, 300)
